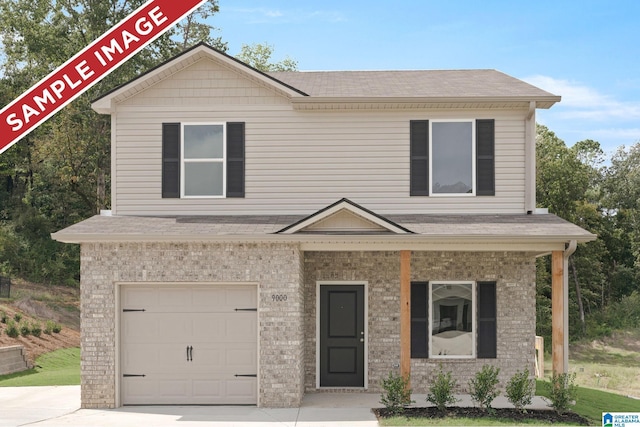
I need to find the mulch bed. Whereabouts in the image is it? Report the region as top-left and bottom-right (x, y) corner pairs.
(373, 407), (591, 425)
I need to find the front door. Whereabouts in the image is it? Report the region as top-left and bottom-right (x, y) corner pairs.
(319, 284), (365, 387)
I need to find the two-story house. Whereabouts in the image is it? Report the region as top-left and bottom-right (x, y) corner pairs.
(52, 43), (595, 409)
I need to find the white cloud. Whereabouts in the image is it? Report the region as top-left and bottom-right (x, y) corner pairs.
(522, 75), (640, 121)
(228, 7), (345, 24)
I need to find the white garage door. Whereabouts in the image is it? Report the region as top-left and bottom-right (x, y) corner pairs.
(120, 285), (257, 405)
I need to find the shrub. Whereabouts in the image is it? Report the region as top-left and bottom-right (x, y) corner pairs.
(0, 310), (7, 323)
(546, 372), (577, 414)
(44, 320), (54, 335)
(426, 365), (459, 411)
(380, 371), (414, 415)
(52, 322), (62, 333)
(13, 313), (22, 322)
(469, 365), (501, 413)
(20, 322), (30, 336)
(506, 369), (535, 412)
(31, 322), (42, 337)
(5, 320), (19, 338)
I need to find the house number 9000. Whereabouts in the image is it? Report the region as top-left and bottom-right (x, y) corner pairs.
(272, 294), (288, 302)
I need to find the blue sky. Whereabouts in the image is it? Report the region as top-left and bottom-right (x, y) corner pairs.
(211, 0), (640, 156)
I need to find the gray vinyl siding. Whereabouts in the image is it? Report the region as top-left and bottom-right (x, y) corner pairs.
(113, 59), (527, 215)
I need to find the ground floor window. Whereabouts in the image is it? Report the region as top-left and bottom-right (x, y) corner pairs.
(430, 282), (475, 358)
(411, 281), (496, 359)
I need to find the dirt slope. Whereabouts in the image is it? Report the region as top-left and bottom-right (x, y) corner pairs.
(0, 280), (80, 365)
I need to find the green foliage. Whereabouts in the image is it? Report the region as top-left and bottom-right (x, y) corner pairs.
(0, 310), (7, 323)
(236, 43), (298, 72)
(52, 322), (62, 333)
(505, 369), (534, 412)
(380, 371), (414, 415)
(5, 320), (19, 338)
(44, 320), (54, 335)
(426, 365), (459, 411)
(545, 373), (577, 415)
(13, 313), (21, 322)
(468, 365), (500, 413)
(31, 322), (42, 337)
(19, 322), (30, 337)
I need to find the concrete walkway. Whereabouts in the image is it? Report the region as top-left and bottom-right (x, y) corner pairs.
(0, 386), (552, 427)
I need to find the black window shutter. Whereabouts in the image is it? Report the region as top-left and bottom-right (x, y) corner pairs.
(410, 120), (429, 196)
(162, 123), (180, 198)
(476, 119), (495, 196)
(226, 122), (245, 198)
(411, 282), (428, 358)
(477, 281), (497, 358)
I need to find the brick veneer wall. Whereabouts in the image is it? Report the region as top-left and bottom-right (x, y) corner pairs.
(80, 242), (304, 409)
(303, 251), (537, 393)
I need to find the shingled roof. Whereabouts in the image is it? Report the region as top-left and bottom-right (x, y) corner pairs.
(268, 69), (558, 100)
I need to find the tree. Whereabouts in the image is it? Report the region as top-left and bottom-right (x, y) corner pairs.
(236, 43), (298, 72)
(0, 0), (225, 285)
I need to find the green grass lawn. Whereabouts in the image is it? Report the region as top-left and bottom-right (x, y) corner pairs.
(0, 347), (80, 387)
(536, 380), (640, 424)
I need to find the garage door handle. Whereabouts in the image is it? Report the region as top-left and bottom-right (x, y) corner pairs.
(235, 374), (257, 377)
(186, 345), (193, 361)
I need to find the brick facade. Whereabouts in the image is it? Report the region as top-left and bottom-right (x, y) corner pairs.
(79, 244), (535, 408)
(80, 242), (304, 408)
(303, 251), (537, 394)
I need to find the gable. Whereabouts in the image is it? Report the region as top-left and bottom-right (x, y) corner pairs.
(278, 198), (413, 234)
(92, 43), (305, 113)
(119, 57), (292, 107)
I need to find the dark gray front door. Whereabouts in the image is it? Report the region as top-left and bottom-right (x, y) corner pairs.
(319, 284), (365, 387)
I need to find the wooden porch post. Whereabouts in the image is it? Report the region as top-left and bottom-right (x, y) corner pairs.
(400, 250), (411, 384)
(551, 250), (566, 374)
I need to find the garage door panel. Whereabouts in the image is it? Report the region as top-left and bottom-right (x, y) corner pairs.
(121, 285), (257, 405)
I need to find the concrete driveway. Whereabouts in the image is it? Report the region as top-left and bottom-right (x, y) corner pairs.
(0, 385), (552, 426)
(0, 386), (379, 427)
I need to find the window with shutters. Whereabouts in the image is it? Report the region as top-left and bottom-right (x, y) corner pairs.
(410, 119), (494, 197)
(162, 121), (245, 199)
(182, 123), (226, 197)
(411, 281), (496, 359)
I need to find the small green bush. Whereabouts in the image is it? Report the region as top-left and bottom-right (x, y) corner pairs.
(5, 320), (19, 338)
(52, 322), (62, 333)
(31, 322), (42, 337)
(13, 313), (22, 322)
(0, 310), (7, 323)
(20, 322), (31, 337)
(44, 320), (54, 335)
(469, 365), (500, 413)
(380, 371), (414, 415)
(506, 369), (535, 412)
(426, 365), (459, 411)
(546, 372), (577, 414)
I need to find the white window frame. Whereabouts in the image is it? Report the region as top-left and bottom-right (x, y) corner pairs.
(429, 119), (476, 197)
(429, 281), (476, 359)
(181, 122), (226, 198)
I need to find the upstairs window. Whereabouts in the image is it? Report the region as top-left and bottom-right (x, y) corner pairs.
(162, 122), (245, 199)
(431, 121), (474, 195)
(182, 124), (226, 197)
(410, 119), (494, 197)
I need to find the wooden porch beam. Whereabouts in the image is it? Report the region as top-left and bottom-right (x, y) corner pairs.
(551, 250), (566, 374)
(400, 250), (411, 384)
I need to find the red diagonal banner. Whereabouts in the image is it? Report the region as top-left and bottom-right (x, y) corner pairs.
(0, 0), (207, 155)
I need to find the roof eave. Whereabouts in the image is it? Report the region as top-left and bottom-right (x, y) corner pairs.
(51, 231), (595, 245)
(290, 95), (561, 109)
